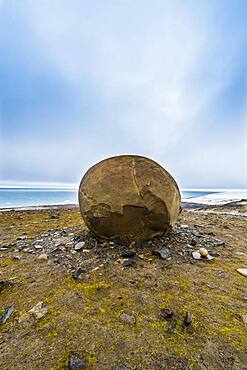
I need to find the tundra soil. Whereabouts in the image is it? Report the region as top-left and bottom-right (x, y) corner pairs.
(0, 202), (246, 370)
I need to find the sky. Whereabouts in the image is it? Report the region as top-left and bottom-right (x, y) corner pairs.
(0, 0), (247, 189)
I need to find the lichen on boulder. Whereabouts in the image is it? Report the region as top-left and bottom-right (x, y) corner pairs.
(78, 155), (181, 243)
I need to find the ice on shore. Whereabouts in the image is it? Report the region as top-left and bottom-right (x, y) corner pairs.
(182, 190), (247, 205)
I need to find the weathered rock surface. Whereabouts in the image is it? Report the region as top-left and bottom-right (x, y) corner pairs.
(78, 155), (181, 243)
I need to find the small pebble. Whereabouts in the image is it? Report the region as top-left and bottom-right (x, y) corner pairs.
(242, 314), (247, 324)
(122, 259), (135, 268)
(34, 245), (43, 250)
(184, 311), (192, 327)
(161, 308), (174, 320)
(120, 313), (136, 326)
(237, 268), (247, 277)
(74, 241), (85, 251)
(13, 256), (21, 261)
(38, 253), (48, 261)
(156, 247), (171, 259)
(121, 251), (136, 258)
(51, 214), (59, 219)
(199, 247), (208, 257)
(115, 365), (131, 370)
(69, 354), (87, 369)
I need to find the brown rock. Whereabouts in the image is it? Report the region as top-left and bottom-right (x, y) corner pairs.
(78, 155), (181, 243)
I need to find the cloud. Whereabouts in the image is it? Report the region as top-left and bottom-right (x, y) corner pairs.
(1, 1), (247, 187)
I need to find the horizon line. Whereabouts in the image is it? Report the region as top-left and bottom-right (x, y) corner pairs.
(0, 182), (246, 192)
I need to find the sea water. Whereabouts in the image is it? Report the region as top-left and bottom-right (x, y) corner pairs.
(0, 188), (219, 209)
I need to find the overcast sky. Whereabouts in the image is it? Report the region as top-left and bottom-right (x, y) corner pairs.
(0, 0), (247, 188)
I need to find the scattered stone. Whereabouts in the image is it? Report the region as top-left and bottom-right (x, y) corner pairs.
(69, 354), (88, 369)
(38, 253), (48, 261)
(74, 241), (85, 251)
(161, 308), (174, 320)
(120, 312), (136, 326)
(122, 259), (135, 268)
(0, 304), (14, 324)
(17, 235), (27, 240)
(214, 239), (225, 247)
(18, 301), (48, 323)
(0, 280), (14, 293)
(184, 311), (192, 327)
(51, 214), (59, 219)
(236, 252), (247, 256)
(199, 248), (208, 257)
(115, 365), (131, 370)
(191, 238), (197, 246)
(156, 246), (171, 259)
(237, 268), (247, 277)
(29, 301), (48, 318)
(13, 255), (21, 261)
(72, 267), (87, 280)
(34, 245), (43, 250)
(17, 243), (26, 251)
(192, 251), (201, 260)
(121, 250), (136, 258)
(242, 314), (247, 325)
(192, 251), (214, 261)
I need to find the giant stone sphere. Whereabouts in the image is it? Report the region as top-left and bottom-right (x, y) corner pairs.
(78, 155), (181, 243)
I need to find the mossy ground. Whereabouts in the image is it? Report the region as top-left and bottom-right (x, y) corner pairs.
(0, 206), (246, 369)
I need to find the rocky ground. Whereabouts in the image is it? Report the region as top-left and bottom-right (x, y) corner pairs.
(0, 201), (246, 369)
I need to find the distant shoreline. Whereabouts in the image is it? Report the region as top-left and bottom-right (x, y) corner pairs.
(1, 199), (247, 213)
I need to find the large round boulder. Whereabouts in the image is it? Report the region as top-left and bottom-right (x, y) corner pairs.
(78, 155), (181, 243)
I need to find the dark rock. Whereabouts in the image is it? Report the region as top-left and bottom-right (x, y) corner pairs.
(191, 238), (197, 246)
(161, 308), (174, 320)
(69, 354), (88, 369)
(210, 251), (220, 257)
(156, 246), (171, 259)
(74, 235), (83, 243)
(121, 250), (136, 258)
(122, 259), (135, 268)
(214, 239), (225, 247)
(0, 304), (14, 324)
(72, 265), (92, 279)
(17, 235), (27, 240)
(184, 311), (192, 327)
(0, 280), (14, 293)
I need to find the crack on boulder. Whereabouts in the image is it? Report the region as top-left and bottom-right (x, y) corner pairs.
(131, 158), (144, 202)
